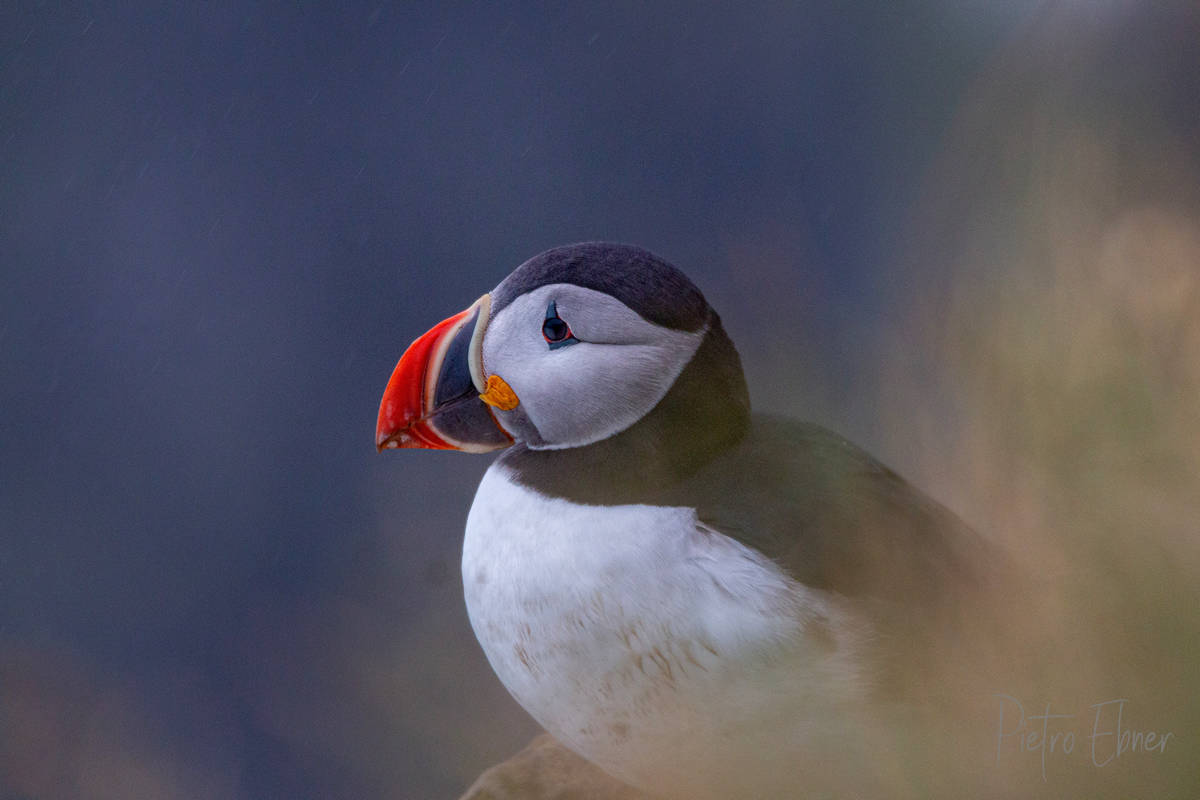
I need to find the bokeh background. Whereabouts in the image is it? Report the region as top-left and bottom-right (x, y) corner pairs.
(2, 2), (1197, 798)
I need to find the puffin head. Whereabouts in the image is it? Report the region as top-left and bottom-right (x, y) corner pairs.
(376, 243), (749, 461)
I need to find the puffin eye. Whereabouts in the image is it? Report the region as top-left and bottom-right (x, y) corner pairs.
(543, 301), (578, 350)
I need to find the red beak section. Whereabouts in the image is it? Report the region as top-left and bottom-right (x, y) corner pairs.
(375, 308), (470, 451)
(376, 294), (513, 453)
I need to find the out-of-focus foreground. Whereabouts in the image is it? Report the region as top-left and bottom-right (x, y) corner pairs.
(878, 4), (1200, 796)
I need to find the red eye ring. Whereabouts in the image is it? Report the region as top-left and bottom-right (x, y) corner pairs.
(543, 316), (572, 343)
(543, 301), (579, 350)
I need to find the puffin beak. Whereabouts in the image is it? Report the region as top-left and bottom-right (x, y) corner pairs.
(376, 294), (514, 453)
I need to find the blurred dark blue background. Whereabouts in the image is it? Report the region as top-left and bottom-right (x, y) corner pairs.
(4, 2), (1196, 798)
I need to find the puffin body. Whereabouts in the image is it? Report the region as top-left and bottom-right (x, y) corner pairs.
(462, 452), (873, 798)
(377, 244), (1001, 798)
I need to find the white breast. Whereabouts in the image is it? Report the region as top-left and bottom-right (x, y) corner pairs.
(462, 464), (875, 798)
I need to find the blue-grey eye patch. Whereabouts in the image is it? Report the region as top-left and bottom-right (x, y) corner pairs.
(542, 301), (579, 350)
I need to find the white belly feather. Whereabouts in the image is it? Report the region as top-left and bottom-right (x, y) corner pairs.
(462, 464), (874, 798)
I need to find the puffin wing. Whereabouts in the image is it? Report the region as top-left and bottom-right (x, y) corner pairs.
(671, 415), (992, 605)
(664, 415), (1007, 699)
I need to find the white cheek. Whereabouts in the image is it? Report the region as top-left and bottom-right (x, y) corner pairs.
(534, 344), (673, 446)
(482, 285), (706, 448)
(491, 339), (703, 448)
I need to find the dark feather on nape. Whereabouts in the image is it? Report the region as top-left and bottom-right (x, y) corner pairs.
(492, 243), (710, 333)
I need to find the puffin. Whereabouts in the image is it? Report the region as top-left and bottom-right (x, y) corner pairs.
(376, 243), (1009, 799)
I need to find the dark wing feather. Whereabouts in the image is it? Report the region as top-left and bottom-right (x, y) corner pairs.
(660, 415), (1013, 702)
(664, 415), (993, 607)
